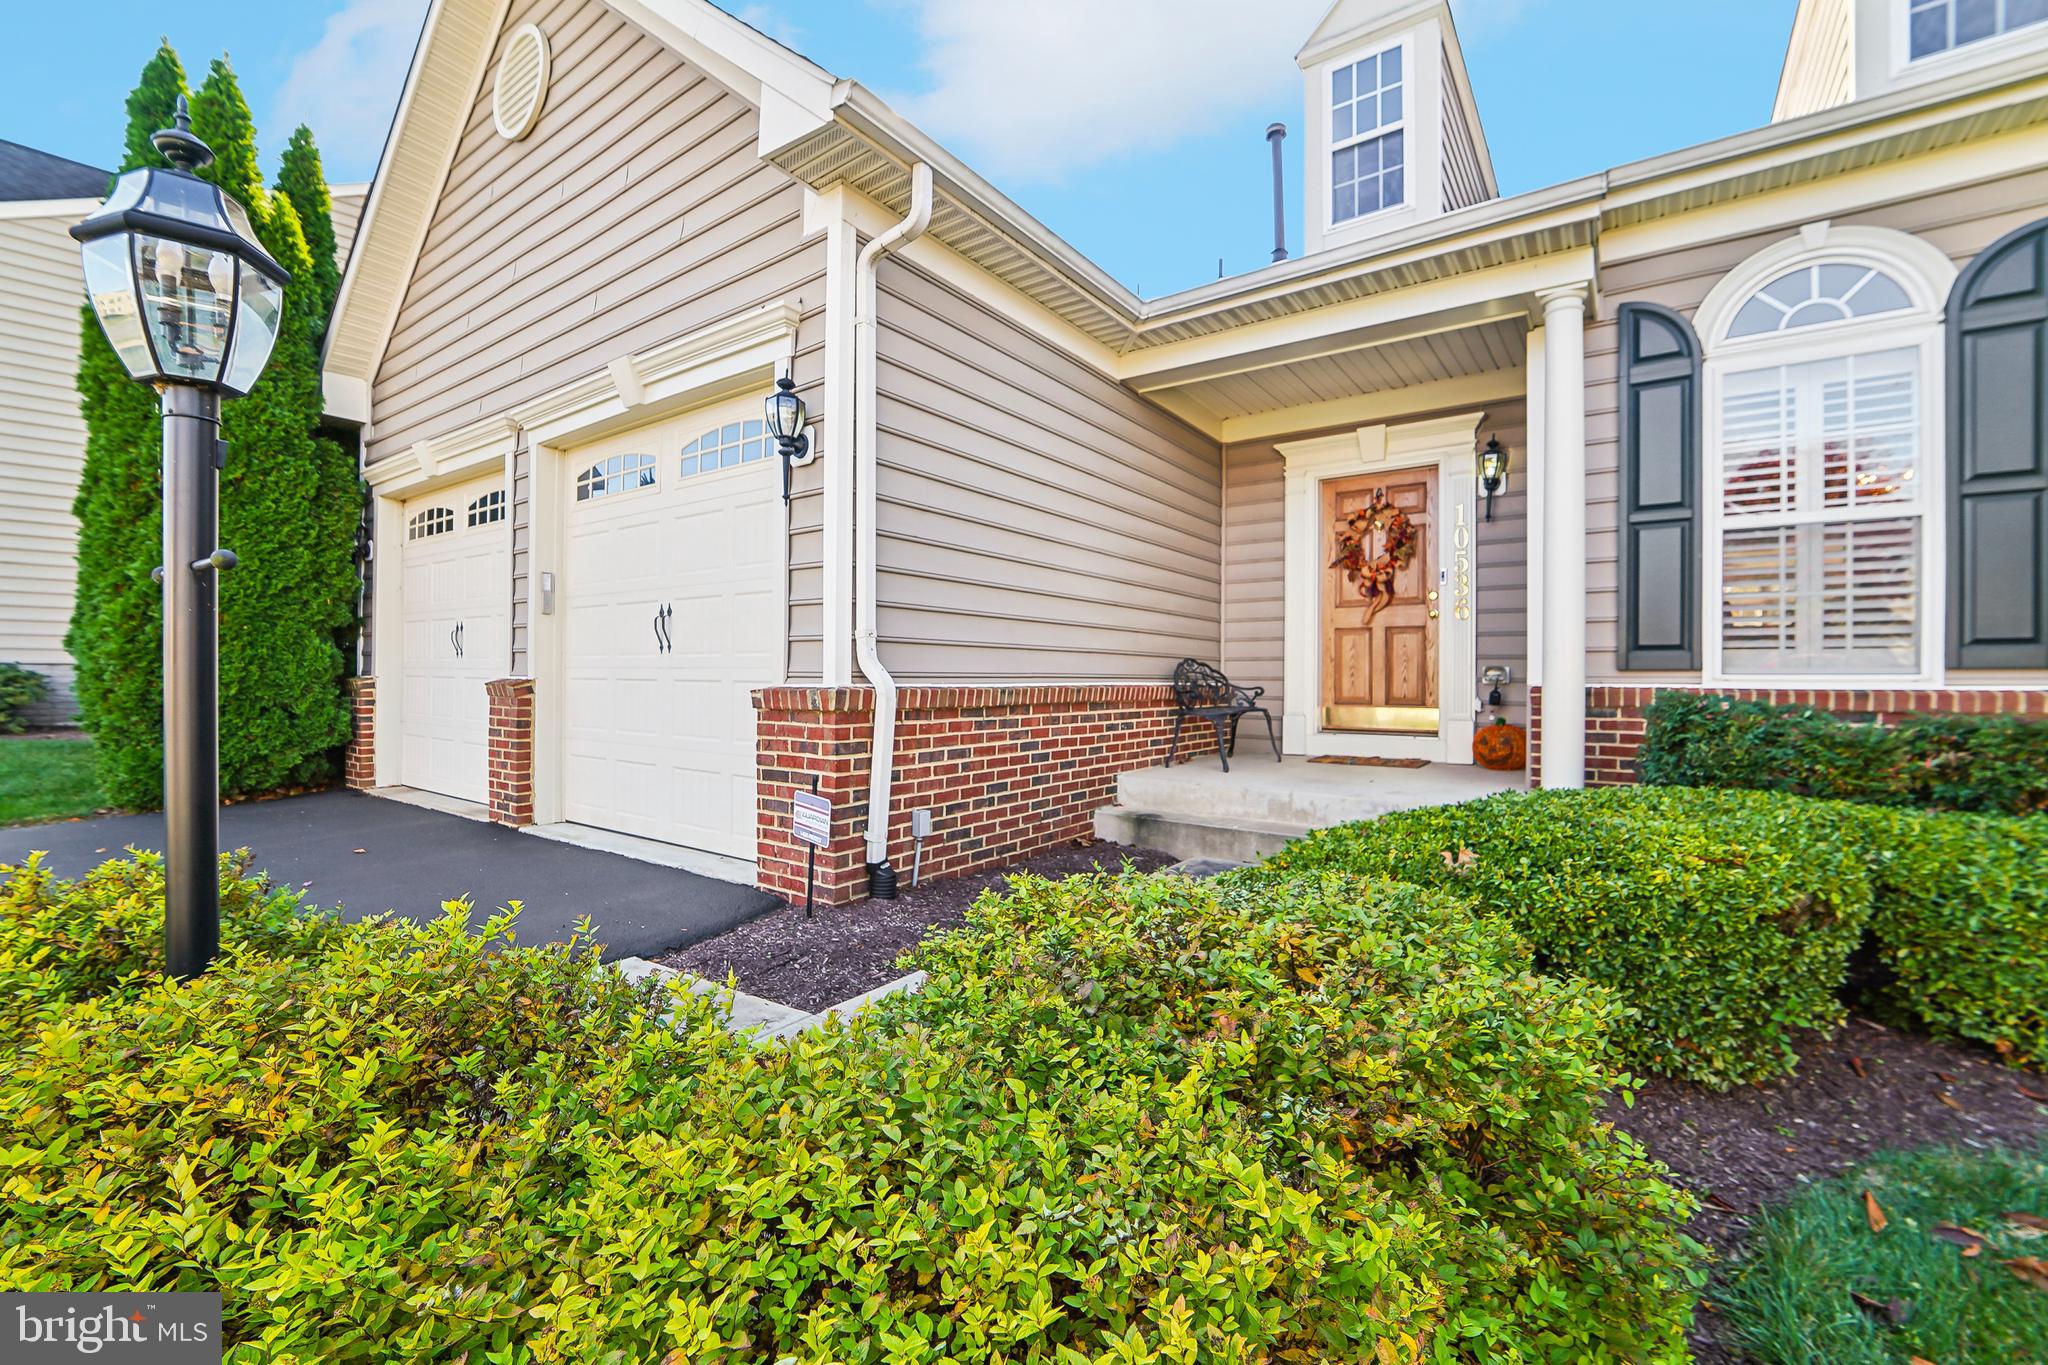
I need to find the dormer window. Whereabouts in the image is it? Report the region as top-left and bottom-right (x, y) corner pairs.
(1330, 42), (1406, 225)
(1909, 0), (2048, 60)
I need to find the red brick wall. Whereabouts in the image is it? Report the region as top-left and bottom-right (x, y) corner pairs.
(344, 678), (377, 791)
(753, 685), (1222, 906)
(1531, 684), (2048, 787)
(486, 678), (536, 826)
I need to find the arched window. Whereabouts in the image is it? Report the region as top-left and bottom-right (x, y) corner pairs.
(408, 506), (454, 540)
(575, 453), (656, 502)
(679, 419), (769, 478)
(467, 489), (505, 527)
(1695, 228), (1957, 683)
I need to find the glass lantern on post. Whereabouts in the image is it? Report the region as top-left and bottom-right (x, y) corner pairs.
(70, 96), (293, 980)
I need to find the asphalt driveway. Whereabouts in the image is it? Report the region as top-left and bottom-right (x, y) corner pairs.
(0, 789), (779, 961)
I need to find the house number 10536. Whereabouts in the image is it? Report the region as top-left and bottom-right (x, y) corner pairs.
(1451, 504), (1473, 622)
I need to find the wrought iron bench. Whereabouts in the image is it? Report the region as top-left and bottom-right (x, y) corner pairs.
(1166, 658), (1281, 772)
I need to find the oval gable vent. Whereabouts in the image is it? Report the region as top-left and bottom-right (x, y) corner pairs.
(492, 24), (550, 142)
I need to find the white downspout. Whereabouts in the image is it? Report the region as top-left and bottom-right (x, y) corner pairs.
(853, 162), (933, 885)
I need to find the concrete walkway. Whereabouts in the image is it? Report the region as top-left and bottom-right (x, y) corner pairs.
(0, 789), (779, 961)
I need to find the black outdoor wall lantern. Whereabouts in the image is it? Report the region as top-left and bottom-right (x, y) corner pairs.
(1479, 435), (1510, 521)
(71, 96), (293, 980)
(764, 372), (814, 502)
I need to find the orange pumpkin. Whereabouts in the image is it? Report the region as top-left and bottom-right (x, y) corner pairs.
(1473, 719), (1527, 771)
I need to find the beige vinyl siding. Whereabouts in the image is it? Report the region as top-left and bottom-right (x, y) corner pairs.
(869, 255), (1222, 684)
(1775, 0), (1855, 122)
(366, 0), (823, 465)
(1587, 161), (2048, 685)
(329, 185), (368, 268)
(366, 0), (825, 674)
(1221, 398), (1529, 724)
(0, 208), (88, 723)
(1441, 49), (1490, 212)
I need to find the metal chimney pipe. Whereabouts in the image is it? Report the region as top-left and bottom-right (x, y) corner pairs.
(1266, 122), (1288, 263)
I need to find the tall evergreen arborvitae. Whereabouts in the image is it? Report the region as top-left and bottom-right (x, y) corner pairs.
(68, 47), (361, 806)
(274, 127), (339, 328)
(189, 59), (360, 797)
(66, 42), (187, 806)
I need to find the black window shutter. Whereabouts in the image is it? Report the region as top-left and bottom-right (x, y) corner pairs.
(1949, 219), (2048, 670)
(1616, 303), (1702, 670)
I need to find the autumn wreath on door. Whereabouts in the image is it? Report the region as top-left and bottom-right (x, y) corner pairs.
(1331, 488), (1417, 622)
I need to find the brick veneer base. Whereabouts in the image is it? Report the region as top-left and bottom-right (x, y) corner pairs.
(344, 677), (377, 791)
(1530, 683), (2048, 788)
(486, 678), (537, 825)
(753, 685), (1220, 906)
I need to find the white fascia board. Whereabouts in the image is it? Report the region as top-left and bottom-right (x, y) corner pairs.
(324, 0), (458, 381)
(830, 83), (1147, 320)
(1606, 53), (2048, 209)
(600, 0), (837, 153)
(1297, 0), (1443, 68)
(0, 197), (100, 223)
(324, 372), (371, 427)
(1121, 249), (1597, 391)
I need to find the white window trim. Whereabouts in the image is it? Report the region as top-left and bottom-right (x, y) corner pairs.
(1887, 0), (2048, 82)
(1702, 302), (1948, 689)
(1324, 34), (1412, 233)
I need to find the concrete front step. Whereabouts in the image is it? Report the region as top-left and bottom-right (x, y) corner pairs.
(1113, 757), (1518, 828)
(1094, 805), (1308, 864)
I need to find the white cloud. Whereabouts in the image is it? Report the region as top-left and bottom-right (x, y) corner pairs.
(271, 0), (428, 183)
(887, 0), (1528, 184)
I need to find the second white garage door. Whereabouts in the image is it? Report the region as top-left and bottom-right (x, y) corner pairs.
(561, 407), (781, 859)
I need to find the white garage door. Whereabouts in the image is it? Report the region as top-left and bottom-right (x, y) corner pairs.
(398, 476), (508, 803)
(562, 408), (781, 859)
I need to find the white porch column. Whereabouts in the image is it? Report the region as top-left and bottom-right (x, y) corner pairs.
(1537, 286), (1589, 788)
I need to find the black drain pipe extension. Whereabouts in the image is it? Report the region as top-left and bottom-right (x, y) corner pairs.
(1267, 122), (1288, 263)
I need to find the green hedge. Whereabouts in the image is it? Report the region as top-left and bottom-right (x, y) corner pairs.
(0, 856), (1705, 1363)
(0, 664), (48, 734)
(1246, 787), (1878, 1087)
(1862, 808), (2048, 1067)
(1637, 691), (2048, 815)
(1249, 788), (2048, 1084)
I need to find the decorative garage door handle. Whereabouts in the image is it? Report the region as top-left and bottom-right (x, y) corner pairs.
(451, 621), (464, 658)
(653, 603), (674, 654)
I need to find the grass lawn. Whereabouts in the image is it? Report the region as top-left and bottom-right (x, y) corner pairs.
(0, 739), (108, 827)
(1717, 1141), (2048, 1363)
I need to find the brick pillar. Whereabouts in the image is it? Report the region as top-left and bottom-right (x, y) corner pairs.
(344, 677), (377, 790)
(486, 678), (536, 826)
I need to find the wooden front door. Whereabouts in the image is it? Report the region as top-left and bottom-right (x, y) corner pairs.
(1322, 471), (1438, 733)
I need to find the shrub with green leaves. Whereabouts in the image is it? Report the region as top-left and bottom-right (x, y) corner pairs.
(1638, 691), (2048, 815)
(1857, 807), (2048, 1066)
(0, 857), (1706, 1363)
(1245, 787), (1879, 1087)
(0, 664), (49, 734)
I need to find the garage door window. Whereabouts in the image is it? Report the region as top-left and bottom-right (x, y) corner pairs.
(468, 489), (505, 526)
(679, 419), (769, 478)
(576, 453), (656, 501)
(408, 506), (454, 540)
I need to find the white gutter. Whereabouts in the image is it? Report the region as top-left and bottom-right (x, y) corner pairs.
(853, 161), (933, 878)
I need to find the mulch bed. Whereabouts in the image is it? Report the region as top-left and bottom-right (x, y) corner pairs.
(1608, 1017), (2048, 1362)
(660, 839), (1174, 1013)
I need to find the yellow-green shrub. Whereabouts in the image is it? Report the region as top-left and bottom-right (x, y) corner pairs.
(0, 859), (1705, 1363)
(1858, 808), (2048, 1066)
(1246, 787), (1878, 1087)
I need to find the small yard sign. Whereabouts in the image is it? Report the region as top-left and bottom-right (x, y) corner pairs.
(791, 789), (831, 849)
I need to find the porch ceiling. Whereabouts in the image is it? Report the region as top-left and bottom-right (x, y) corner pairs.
(1137, 316), (1528, 431)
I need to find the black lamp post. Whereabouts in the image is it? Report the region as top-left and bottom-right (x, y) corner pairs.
(71, 97), (293, 979)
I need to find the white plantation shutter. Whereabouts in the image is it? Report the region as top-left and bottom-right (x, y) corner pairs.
(1717, 348), (1926, 675)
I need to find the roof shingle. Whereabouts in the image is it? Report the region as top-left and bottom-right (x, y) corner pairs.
(0, 139), (110, 203)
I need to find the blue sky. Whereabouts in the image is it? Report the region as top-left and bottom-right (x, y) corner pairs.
(9, 0), (1796, 297)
